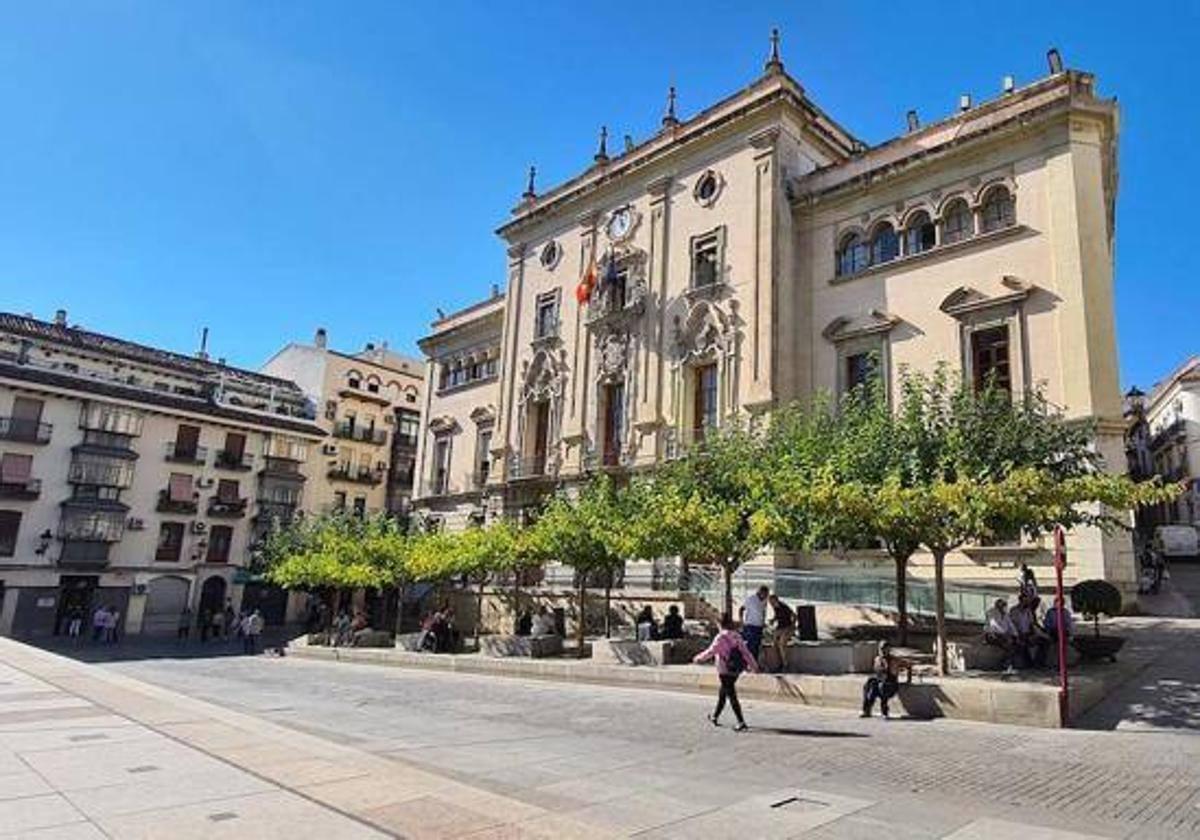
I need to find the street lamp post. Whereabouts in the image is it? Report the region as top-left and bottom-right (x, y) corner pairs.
(1054, 526), (1070, 726)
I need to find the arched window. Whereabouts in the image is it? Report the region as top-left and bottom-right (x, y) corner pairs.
(980, 186), (1015, 233)
(836, 233), (869, 277)
(869, 223), (899, 265)
(941, 198), (973, 245)
(904, 211), (936, 255)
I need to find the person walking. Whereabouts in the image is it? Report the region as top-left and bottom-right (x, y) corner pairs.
(104, 607), (120, 644)
(693, 614), (759, 731)
(91, 605), (108, 643)
(241, 609), (264, 654)
(738, 585), (770, 663)
(66, 606), (83, 642)
(210, 608), (224, 641)
(223, 602), (237, 639)
(177, 607), (192, 642)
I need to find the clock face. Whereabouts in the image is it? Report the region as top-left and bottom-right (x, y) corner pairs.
(607, 206), (632, 240)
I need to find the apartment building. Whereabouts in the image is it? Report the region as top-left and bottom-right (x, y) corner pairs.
(262, 330), (424, 521)
(0, 311), (325, 639)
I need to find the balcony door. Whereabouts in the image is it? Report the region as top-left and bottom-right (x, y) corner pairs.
(602, 383), (624, 467)
(175, 424), (200, 459)
(223, 432), (246, 461)
(531, 401), (550, 475)
(11, 397), (43, 438)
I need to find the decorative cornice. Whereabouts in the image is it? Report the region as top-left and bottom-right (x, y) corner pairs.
(822, 310), (901, 343)
(940, 276), (1035, 318)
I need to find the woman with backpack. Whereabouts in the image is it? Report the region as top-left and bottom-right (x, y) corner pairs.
(693, 614), (759, 731)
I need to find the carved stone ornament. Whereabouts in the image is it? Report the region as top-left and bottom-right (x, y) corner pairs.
(520, 348), (566, 404)
(596, 332), (628, 384)
(673, 298), (733, 365)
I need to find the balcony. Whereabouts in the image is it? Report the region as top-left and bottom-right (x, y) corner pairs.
(394, 433), (418, 449)
(164, 441), (208, 464)
(509, 456), (551, 480)
(59, 540), (112, 569)
(67, 458), (135, 489)
(0, 478), (41, 500)
(254, 499), (298, 525)
(327, 465), (382, 486)
(214, 450), (254, 471)
(207, 497), (248, 518)
(156, 489), (198, 514)
(337, 387), (392, 407)
(0, 417), (52, 444)
(260, 456), (306, 481)
(332, 423), (388, 446)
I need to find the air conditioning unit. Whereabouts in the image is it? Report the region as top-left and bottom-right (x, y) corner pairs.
(197, 477), (214, 489)
(191, 521), (207, 535)
(322, 443), (339, 456)
(127, 517), (146, 531)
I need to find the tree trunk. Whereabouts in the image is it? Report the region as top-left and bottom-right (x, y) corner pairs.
(576, 579), (587, 657)
(894, 553), (910, 646)
(393, 583), (406, 636)
(722, 563), (733, 619)
(604, 568), (613, 639)
(475, 579), (485, 648)
(933, 549), (948, 675)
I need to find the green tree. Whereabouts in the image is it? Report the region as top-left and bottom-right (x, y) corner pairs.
(651, 420), (773, 617)
(525, 476), (628, 650)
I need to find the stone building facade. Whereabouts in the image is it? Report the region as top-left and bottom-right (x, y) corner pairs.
(0, 311), (325, 638)
(419, 45), (1130, 591)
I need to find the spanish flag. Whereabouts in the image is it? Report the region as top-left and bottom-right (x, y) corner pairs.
(575, 254), (597, 304)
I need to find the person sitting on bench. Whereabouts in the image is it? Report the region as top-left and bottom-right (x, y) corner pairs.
(661, 605), (685, 640)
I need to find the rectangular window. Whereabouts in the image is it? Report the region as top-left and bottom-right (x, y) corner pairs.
(216, 479), (239, 502)
(477, 428), (493, 486)
(173, 424), (200, 459)
(692, 364), (718, 442)
(603, 383), (624, 466)
(155, 522), (184, 562)
(9, 397), (45, 441)
(397, 411), (419, 445)
(223, 432), (246, 460)
(971, 325), (1012, 393)
(168, 473), (193, 502)
(433, 438), (451, 494)
(844, 352), (876, 395)
(0, 453), (33, 483)
(207, 526), (232, 563)
(333, 491), (346, 511)
(690, 229), (723, 288)
(79, 402), (144, 436)
(610, 268), (628, 311)
(535, 293), (559, 339)
(353, 497), (366, 518)
(0, 510), (20, 556)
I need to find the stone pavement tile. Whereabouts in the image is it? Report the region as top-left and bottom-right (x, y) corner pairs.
(508, 812), (624, 840)
(156, 719), (268, 750)
(0, 823), (107, 839)
(250, 755), (374, 787)
(560, 789), (716, 834)
(0, 767), (55, 801)
(94, 789), (386, 840)
(0, 722), (148, 753)
(0, 690), (70, 703)
(941, 817), (1110, 839)
(62, 768), (274, 819)
(0, 714), (128, 734)
(0, 706), (110, 726)
(0, 793), (87, 836)
(799, 813), (944, 840)
(298, 774), (436, 812)
(18, 737), (213, 791)
(363, 794), (504, 838)
(0, 697), (94, 713)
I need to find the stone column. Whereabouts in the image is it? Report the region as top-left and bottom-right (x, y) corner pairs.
(747, 127), (780, 409)
(641, 175), (672, 453)
(496, 244), (526, 480)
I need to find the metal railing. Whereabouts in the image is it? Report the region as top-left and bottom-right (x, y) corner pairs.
(164, 441), (207, 463)
(214, 450), (254, 470)
(332, 424), (388, 445)
(0, 478), (41, 499)
(156, 490), (198, 514)
(0, 417), (52, 444)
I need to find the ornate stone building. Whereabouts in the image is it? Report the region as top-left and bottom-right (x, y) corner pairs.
(416, 41), (1131, 591)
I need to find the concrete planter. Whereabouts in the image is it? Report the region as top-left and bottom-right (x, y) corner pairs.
(591, 637), (710, 667)
(479, 634), (564, 658)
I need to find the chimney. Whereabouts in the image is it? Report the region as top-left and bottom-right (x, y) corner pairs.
(1047, 48), (1064, 75)
(492, 283), (500, 298)
(959, 94), (972, 112)
(314, 327), (327, 349)
(906, 110), (920, 132)
(196, 326), (210, 361)
(54, 309), (67, 327)
(365, 342), (375, 353)
(1002, 75), (1015, 94)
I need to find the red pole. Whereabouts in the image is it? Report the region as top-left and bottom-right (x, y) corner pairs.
(1054, 526), (1070, 726)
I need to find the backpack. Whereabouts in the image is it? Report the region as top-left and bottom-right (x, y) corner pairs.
(726, 644), (746, 675)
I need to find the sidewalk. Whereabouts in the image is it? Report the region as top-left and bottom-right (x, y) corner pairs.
(0, 637), (614, 838)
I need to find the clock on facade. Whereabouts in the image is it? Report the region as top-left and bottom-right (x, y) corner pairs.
(606, 205), (633, 241)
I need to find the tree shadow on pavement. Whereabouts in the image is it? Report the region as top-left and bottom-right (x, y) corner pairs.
(28, 630), (294, 665)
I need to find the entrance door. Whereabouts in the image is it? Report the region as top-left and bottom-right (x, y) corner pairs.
(531, 401), (550, 475)
(54, 575), (98, 635)
(199, 575), (227, 617)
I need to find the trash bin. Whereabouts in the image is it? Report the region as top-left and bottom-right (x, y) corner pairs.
(796, 605), (818, 641)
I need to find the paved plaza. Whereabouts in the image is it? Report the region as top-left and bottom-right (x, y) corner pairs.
(27, 627), (1193, 839)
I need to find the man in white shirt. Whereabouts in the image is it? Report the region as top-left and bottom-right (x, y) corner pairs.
(984, 598), (1018, 674)
(738, 586), (770, 661)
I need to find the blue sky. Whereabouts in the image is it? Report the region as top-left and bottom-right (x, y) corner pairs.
(1, 1), (1196, 390)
